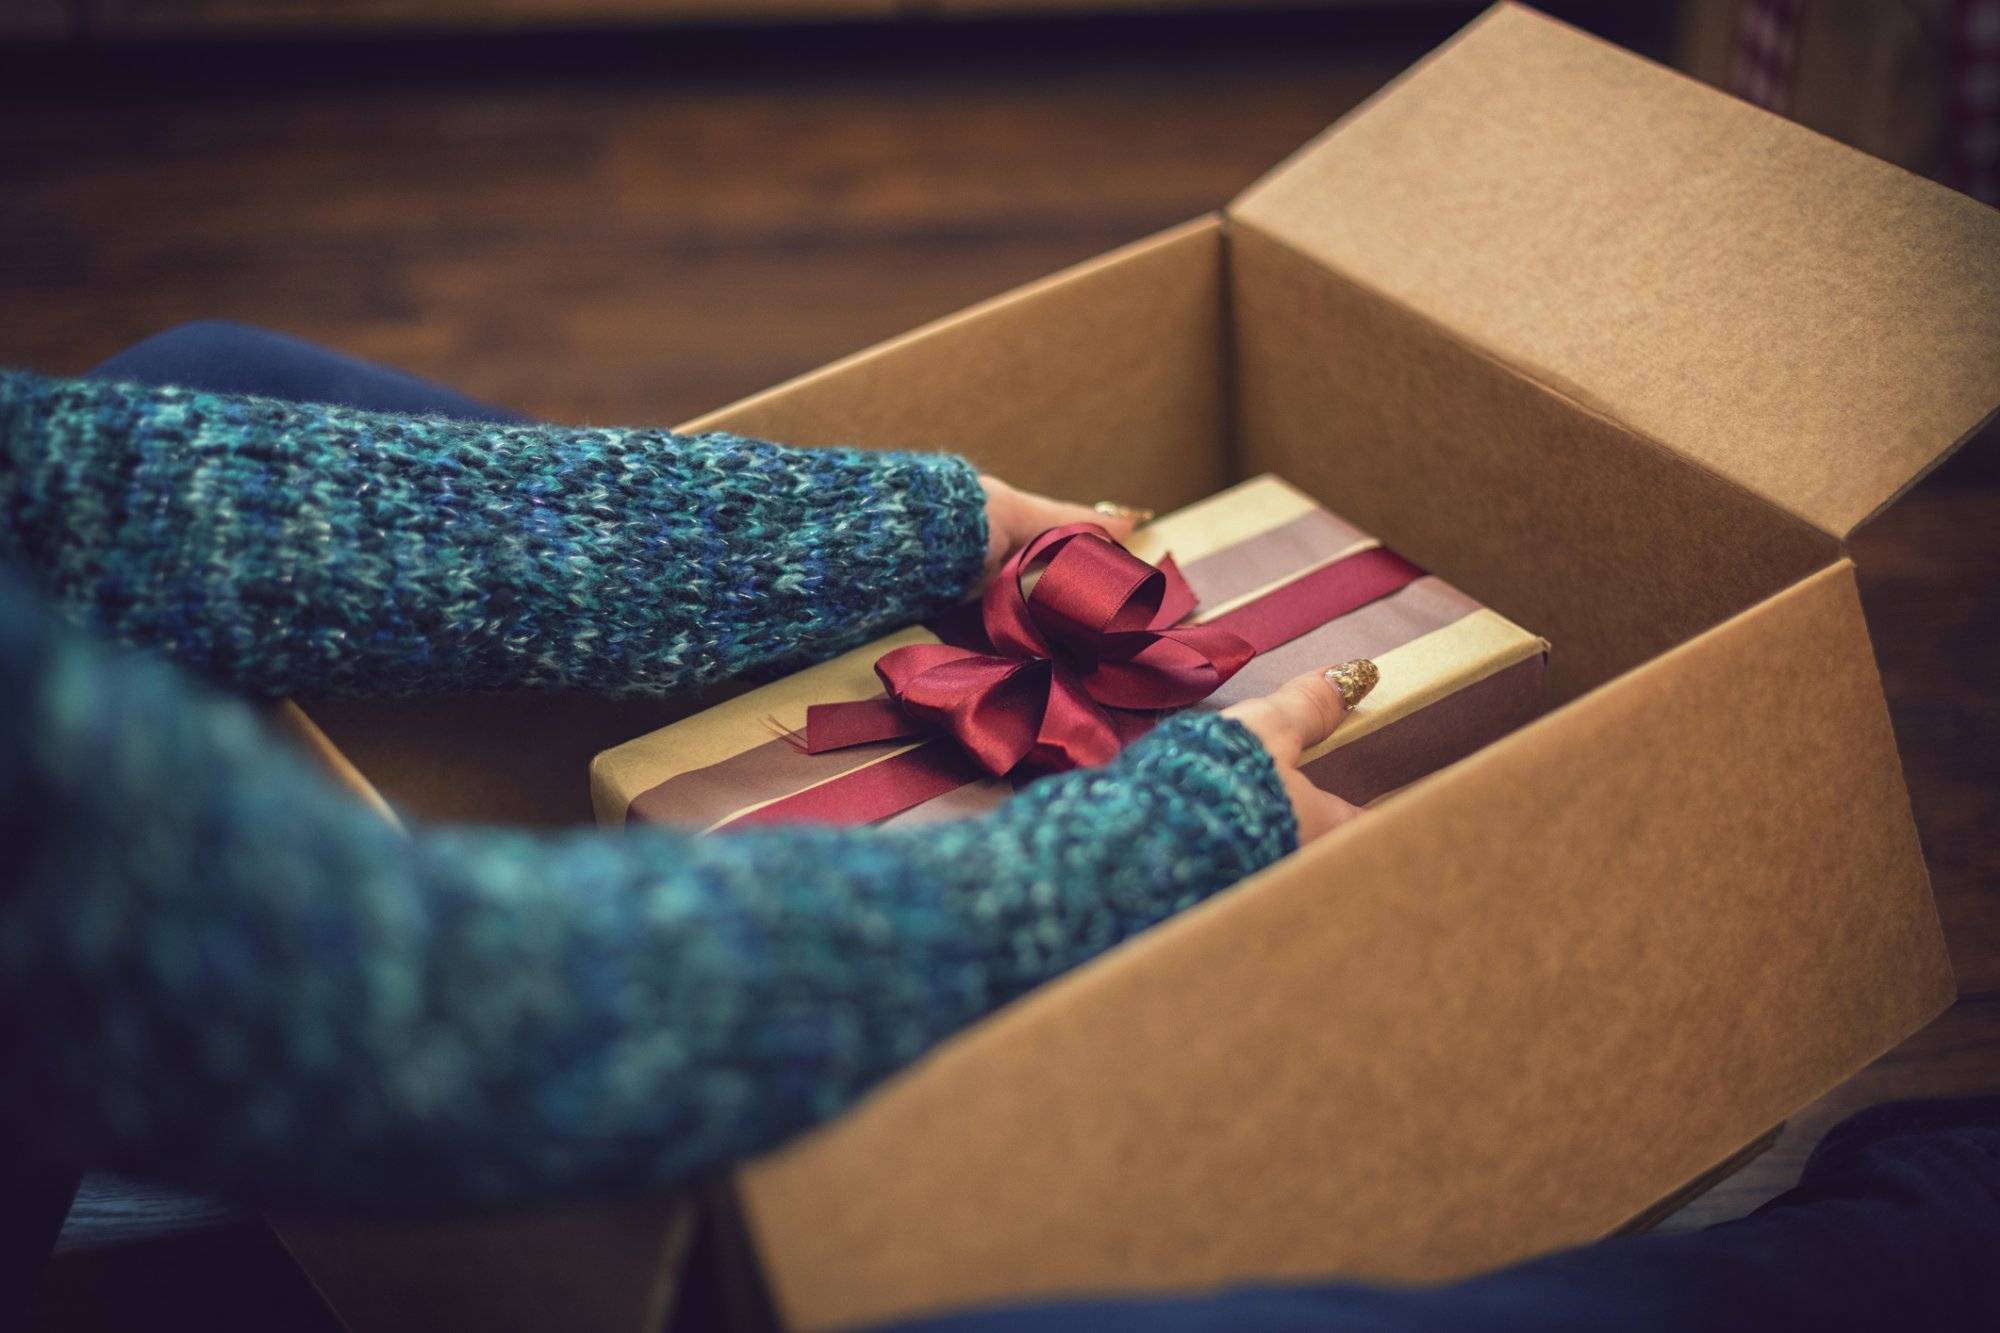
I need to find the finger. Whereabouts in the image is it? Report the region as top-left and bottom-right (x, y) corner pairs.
(1222, 660), (1377, 766)
(1024, 489), (1151, 542)
(1085, 499), (1152, 541)
(1285, 771), (1363, 845)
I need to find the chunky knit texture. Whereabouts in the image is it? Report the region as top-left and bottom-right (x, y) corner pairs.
(0, 368), (986, 697)
(0, 369), (1300, 1210)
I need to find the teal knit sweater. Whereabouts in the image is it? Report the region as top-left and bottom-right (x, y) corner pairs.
(0, 369), (1297, 1211)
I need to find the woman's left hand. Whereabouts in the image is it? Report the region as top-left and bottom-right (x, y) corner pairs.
(979, 475), (1149, 584)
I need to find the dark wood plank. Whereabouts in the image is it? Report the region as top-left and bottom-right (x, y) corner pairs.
(0, 13), (1475, 422)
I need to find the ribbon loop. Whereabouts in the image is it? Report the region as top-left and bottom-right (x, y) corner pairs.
(1029, 537), (1165, 652)
(806, 523), (1254, 778)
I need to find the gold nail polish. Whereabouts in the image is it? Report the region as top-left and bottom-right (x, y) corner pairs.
(1093, 501), (1155, 525)
(1323, 659), (1380, 710)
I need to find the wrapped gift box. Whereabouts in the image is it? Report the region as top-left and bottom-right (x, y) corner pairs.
(592, 476), (1548, 831)
(270, 6), (2000, 1331)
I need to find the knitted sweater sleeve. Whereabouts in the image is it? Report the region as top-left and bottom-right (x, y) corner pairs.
(0, 368), (988, 698)
(0, 568), (1298, 1211)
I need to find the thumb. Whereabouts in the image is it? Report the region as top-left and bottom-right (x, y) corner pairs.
(1222, 660), (1378, 766)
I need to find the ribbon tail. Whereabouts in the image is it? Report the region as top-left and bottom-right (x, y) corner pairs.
(804, 697), (927, 754)
(1150, 553), (1198, 628)
(1027, 665), (1127, 772)
(725, 740), (986, 828)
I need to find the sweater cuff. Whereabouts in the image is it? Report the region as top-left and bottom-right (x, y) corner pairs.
(882, 451), (988, 605)
(1115, 711), (1301, 880)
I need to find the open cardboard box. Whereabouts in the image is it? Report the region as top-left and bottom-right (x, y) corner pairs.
(268, 6), (2000, 1330)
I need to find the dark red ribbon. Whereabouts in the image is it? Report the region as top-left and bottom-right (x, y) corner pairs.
(804, 524), (1255, 777)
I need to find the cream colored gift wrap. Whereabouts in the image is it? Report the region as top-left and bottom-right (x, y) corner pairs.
(592, 476), (1547, 830)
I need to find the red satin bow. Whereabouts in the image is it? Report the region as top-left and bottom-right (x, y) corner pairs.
(804, 524), (1255, 776)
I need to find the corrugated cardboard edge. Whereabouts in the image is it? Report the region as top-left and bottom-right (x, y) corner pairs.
(266, 701), (402, 832)
(1610, 1122), (1785, 1237)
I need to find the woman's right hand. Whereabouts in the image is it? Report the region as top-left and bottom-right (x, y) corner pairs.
(1222, 660), (1377, 845)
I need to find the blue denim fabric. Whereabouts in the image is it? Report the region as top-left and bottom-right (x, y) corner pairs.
(879, 1098), (2000, 1333)
(89, 320), (524, 423)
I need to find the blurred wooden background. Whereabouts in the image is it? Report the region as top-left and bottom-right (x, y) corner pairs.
(3, 6), (1606, 425)
(4, 0), (1594, 41)
(3, 2), (1994, 1327)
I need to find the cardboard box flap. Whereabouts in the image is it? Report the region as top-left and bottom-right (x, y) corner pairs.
(1229, 3), (2000, 540)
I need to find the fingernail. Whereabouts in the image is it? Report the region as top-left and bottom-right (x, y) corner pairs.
(1093, 501), (1155, 526)
(1323, 659), (1380, 710)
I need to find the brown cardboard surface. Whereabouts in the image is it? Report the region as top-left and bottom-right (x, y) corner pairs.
(303, 690), (716, 828)
(1231, 222), (1837, 704)
(735, 561), (1952, 1331)
(1231, 3), (2000, 539)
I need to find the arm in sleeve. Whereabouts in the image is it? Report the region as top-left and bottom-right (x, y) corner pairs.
(0, 367), (987, 698)
(0, 567), (1295, 1212)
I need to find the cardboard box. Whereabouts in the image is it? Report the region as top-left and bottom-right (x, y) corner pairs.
(591, 475), (1550, 832)
(270, 6), (2000, 1329)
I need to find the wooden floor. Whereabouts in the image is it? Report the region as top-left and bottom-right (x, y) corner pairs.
(1, 8), (1533, 426)
(4, 4), (1995, 1326)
